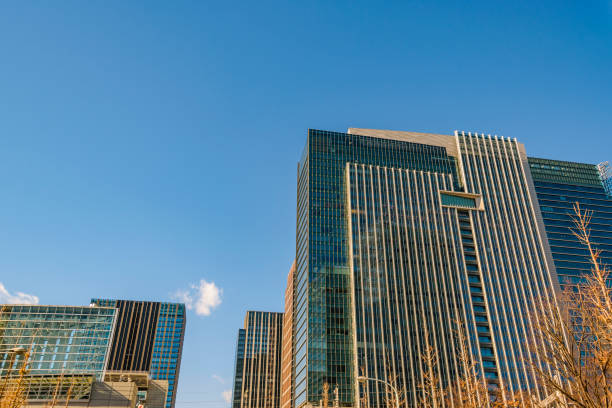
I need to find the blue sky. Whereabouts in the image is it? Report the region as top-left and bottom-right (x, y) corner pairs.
(0, 1), (610, 406)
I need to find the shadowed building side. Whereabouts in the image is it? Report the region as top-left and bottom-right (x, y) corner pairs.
(232, 329), (247, 408)
(528, 157), (612, 289)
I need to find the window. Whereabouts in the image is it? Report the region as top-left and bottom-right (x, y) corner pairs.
(440, 192), (478, 209)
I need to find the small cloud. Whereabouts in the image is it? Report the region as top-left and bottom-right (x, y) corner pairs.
(222, 390), (232, 404)
(0, 282), (39, 305)
(212, 374), (225, 384)
(173, 280), (222, 317)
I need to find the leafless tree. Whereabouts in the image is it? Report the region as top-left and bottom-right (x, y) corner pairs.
(0, 349), (31, 408)
(418, 338), (444, 408)
(528, 203), (612, 408)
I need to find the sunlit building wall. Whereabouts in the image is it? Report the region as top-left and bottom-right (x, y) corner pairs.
(294, 128), (561, 408)
(232, 311), (283, 408)
(281, 262), (295, 408)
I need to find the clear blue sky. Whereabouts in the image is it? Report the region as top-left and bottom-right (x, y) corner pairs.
(0, 1), (610, 406)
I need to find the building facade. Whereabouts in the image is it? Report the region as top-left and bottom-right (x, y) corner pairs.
(90, 300), (185, 408)
(0, 305), (116, 380)
(281, 262), (295, 408)
(294, 129), (461, 408)
(528, 157), (612, 288)
(232, 311), (283, 408)
(294, 128), (561, 408)
(232, 329), (247, 408)
(19, 373), (168, 408)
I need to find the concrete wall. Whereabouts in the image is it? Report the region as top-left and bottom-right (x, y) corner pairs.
(23, 379), (167, 408)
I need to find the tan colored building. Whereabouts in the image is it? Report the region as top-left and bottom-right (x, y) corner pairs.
(16, 372), (167, 408)
(280, 262), (295, 408)
(231, 311), (283, 408)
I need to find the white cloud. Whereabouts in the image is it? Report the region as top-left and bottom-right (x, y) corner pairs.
(212, 374), (225, 384)
(0, 282), (39, 305)
(173, 280), (222, 317)
(222, 390), (232, 404)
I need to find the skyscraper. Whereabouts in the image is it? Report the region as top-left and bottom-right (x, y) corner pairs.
(90, 299), (186, 408)
(232, 329), (247, 408)
(232, 311), (283, 408)
(294, 128), (561, 408)
(281, 262), (295, 408)
(528, 158), (612, 288)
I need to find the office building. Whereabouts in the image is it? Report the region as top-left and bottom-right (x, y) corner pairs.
(528, 158), (612, 288)
(281, 262), (295, 408)
(293, 128), (561, 408)
(0, 305), (116, 380)
(232, 328), (246, 408)
(599, 161), (612, 196)
(232, 311), (283, 408)
(90, 300), (185, 408)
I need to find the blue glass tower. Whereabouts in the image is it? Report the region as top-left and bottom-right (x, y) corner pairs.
(528, 158), (612, 288)
(232, 329), (246, 408)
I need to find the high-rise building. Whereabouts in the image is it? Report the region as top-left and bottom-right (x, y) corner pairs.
(294, 128), (561, 408)
(528, 158), (612, 288)
(232, 328), (247, 408)
(90, 299), (186, 408)
(231, 311), (283, 408)
(598, 161), (612, 196)
(281, 262), (295, 408)
(0, 305), (116, 380)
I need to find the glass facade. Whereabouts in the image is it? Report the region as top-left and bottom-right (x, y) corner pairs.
(457, 133), (559, 401)
(295, 129), (460, 407)
(0, 305), (116, 379)
(528, 158), (612, 287)
(294, 128), (562, 407)
(232, 329), (246, 408)
(599, 161), (612, 197)
(346, 164), (496, 406)
(439, 192), (478, 209)
(91, 299), (185, 408)
(232, 311), (283, 408)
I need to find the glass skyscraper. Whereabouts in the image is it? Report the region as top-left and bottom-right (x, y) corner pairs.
(232, 311), (283, 408)
(90, 299), (185, 408)
(232, 328), (247, 408)
(293, 128), (561, 408)
(0, 305), (116, 379)
(528, 157), (612, 288)
(295, 129), (460, 408)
